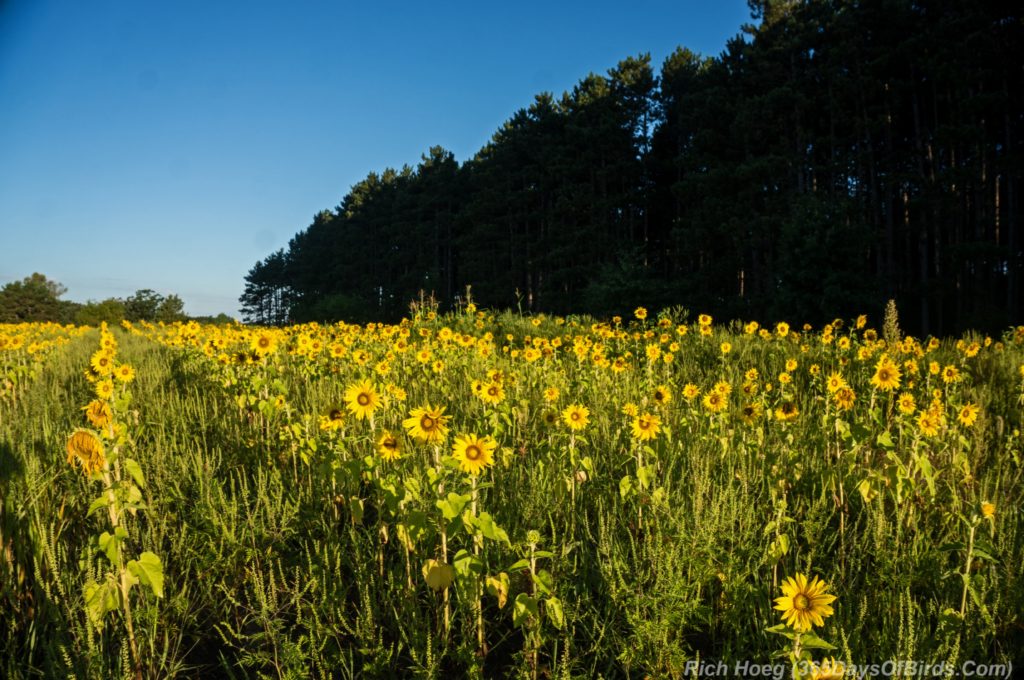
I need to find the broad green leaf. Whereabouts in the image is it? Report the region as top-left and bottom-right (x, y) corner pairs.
(127, 551), (164, 598)
(123, 458), (146, 490)
(545, 596), (565, 629)
(513, 593), (538, 627)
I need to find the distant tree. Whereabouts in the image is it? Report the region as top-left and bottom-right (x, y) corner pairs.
(156, 294), (185, 322)
(124, 289), (164, 322)
(75, 298), (127, 326)
(0, 273), (67, 322)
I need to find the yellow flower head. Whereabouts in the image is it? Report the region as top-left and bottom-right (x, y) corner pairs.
(562, 404), (590, 431)
(773, 573), (836, 631)
(376, 431), (402, 461)
(403, 404), (451, 444)
(319, 407), (346, 432)
(870, 356), (901, 391)
(981, 501), (996, 519)
(90, 350), (115, 376)
(82, 400), (113, 428)
(652, 384), (672, 407)
(634, 307), (648, 320)
(344, 379), (380, 420)
(631, 413), (662, 440)
(451, 433), (497, 476)
(957, 403), (979, 428)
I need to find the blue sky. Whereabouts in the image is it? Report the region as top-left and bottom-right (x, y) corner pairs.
(0, 0), (751, 317)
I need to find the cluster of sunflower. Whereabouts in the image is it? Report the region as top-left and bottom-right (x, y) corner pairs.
(66, 324), (136, 475)
(0, 322), (80, 403)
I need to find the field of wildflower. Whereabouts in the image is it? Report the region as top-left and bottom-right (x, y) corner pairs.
(1, 304), (1022, 678)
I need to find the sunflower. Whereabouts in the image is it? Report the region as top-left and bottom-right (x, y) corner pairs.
(720, 342), (732, 355)
(376, 431), (402, 461)
(917, 410), (941, 437)
(740, 403), (762, 424)
(543, 387), (560, 402)
(250, 331), (277, 356)
(810, 658), (847, 680)
(621, 402), (638, 417)
(652, 384), (672, 406)
(400, 405), (448, 444)
(82, 400), (113, 428)
(90, 350), (115, 376)
(713, 380), (732, 396)
(631, 413), (662, 441)
(775, 401), (799, 422)
(825, 373), (846, 394)
(452, 433), (497, 476)
(682, 383), (700, 401)
(634, 307), (648, 320)
(870, 356), (901, 391)
(344, 380), (380, 420)
(957, 403), (980, 427)
(897, 392), (916, 415)
(981, 501), (996, 519)
(66, 429), (106, 476)
(698, 313), (713, 326)
(479, 381), (505, 405)
(775, 322), (790, 338)
(702, 391), (727, 413)
(942, 365), (961, 384)
(562, 404), (590, 431)
(95, 380), (114, 401)
(773, 573), (836, 631)
(319, 407), (346, 432)
(833, 387), (856, 411)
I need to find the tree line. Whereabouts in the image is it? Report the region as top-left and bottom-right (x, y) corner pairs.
(242, 0), (1024, 335)
(0, 273), (231, 325)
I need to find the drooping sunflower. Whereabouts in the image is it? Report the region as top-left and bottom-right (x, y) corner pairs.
(810, 658), (847, 680)
(631, 413), (662, 441)
(870, 356), (901, 391)
(344, 380), (380, 420)
(403, 404), (451, 444)
(66, 429), (106, 476)
(773, 573), (836, 631)
(82, 400), (113, 428)
(376, 431), (402, 461)
(451, 433), (497, 476)
(562, 404), (590, 431)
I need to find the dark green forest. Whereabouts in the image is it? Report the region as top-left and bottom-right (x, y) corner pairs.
(241, 0), (1024, 335)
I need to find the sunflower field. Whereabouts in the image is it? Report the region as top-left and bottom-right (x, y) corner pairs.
(1, 305), (1022, 678)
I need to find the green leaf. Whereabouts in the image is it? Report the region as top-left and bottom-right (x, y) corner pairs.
(87, 494), (110, 518)
(513, 593), (539, 627)
(533, 569), (554, 596)
(126, 551), (164, 598)
(877, 430), (896, 450)
(798, 631), (837, 650)
(123, 458), (146, 489)
(97, 526), (128, 565)
(507, 558), (530, 572)
(546, 596), (565, 629)
(476, 512), (511, 546)
(83, 577), (120, 629)
(619, 475), (634, 500)
(436, 492), (471, 521)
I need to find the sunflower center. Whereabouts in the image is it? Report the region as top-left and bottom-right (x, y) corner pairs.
(421, 415), (435, 430)
(465, 445), (482, 461)
(357, 393), (371, 406)
(329, 409), (343, 420)
(383, 438), (397, 450)
(571, 412), (580, 421)
(793, 594), (810, 611)
(488, 386), (499, 396)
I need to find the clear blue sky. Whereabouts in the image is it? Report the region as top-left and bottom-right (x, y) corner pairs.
(0, 0), (751, 317)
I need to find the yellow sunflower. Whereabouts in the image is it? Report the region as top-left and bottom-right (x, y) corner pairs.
(479, 381), (505, 405)
(703, 391), (728, 413)
(319, 407), (346, 432)
(451, 433), (497, 476)
(82, 400), (113, 428)
(957, 403), (979, 427)
(250, 331), (277, 356)
(344, 379), (380, 420)
(652, 384), (672, 406)
(897, 392), (916, 415)
(825, 372), (847, 394)
(631, 413), (662, 441)
(403, 405), (451, 444)
(376, 431), (402, 461)
(773, 573), (836, 631)
(562, 404), (590, 431)
(870, 356), (901, 391)
(90, 350), (115, 376)
(775, 401), (799, 421)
